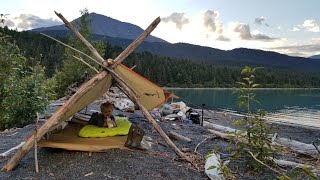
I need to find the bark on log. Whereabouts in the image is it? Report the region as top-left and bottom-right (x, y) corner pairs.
(208, 129), (234, 139)
(275, 137), (320, 157)
(272, 158), (320, 176)
(168, 131), (192, 142)
(203, 121), (242, 133)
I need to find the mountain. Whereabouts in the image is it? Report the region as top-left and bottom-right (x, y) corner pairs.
(309, 55), (320, 59)
(31, 13), (166, 43)
(31, 13), (320, 72)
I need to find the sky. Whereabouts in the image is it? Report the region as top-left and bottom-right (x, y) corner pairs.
(1, 0), (320, 57)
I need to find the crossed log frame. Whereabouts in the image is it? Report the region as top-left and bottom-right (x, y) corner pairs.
(2, 11), (189, 172)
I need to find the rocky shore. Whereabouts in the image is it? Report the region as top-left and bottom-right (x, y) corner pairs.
(1, 101), (319, 180)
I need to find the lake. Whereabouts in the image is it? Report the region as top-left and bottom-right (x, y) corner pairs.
(167, 88), (320, 128)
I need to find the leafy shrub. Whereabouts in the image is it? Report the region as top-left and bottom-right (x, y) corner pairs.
(0, 31), (55, 130)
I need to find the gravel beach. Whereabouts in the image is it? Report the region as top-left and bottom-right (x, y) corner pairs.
(1, 103), (319, 180)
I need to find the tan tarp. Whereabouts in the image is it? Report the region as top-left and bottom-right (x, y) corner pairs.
(60, 72), (113, 122)
(40, 64), (172, 142)
(115, 64), (173, 111)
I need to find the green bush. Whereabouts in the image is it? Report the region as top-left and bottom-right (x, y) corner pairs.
(0, 31), (55, 130)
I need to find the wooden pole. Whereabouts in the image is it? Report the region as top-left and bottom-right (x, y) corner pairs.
(34, 113), (39, 173)
(111, 17), (160, 68)
(54, 11), (105, 63)
(41, 33), (104, 68)
(54, 12), (188, 160)
(72, 56), (99, 73)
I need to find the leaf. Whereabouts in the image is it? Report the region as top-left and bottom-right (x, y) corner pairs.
(207, 165), (217, 170)
(232, 120), (243, 126)
(227, 147), (234, 151)
(236, 82), (246, 87)
(252, 84), (260, 88)
(241, 66), (251, 74)
(239, 101), (247, 108)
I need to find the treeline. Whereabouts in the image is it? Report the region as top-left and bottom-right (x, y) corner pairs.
(2, 27), (320, 89)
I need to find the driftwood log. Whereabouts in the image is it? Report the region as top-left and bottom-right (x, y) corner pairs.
(168, 131), (192, 142)
(205, 121), (320, 158)
(272, 158), (320, 176)
(0, 142), (26, 159)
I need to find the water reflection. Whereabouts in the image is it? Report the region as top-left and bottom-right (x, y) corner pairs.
(168, 89), (320, 128)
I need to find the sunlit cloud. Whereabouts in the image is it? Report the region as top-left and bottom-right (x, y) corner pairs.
(302, 19), (320, 32)
(231, 22), (277, 41)
(162, 12), (189, 30)
(5, 14), (62, 30)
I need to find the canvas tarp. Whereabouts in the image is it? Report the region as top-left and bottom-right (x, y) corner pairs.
(114, 64), (173, 111)
(49, 64), (172, 127)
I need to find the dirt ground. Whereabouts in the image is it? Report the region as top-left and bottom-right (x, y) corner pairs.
(1, 102), (320, 180)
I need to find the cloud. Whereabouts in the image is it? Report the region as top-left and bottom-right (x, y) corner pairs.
(201, 10), (229, 41)
(5, 14), (62, 30)
(302, 19), (320, 32)
(202, 10), (222, 32)
(216, 35), (230, 41)
(162, 12), (189, 30)
(254, 16), (269, 27)
(269, 43), (320, 57)
(289, 27), (300, 32)
(232, 22), (277, 41)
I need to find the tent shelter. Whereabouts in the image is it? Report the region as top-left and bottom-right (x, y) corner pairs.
(2, 11), (189, 172)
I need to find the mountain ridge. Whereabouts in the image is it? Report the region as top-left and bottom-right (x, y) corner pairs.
(309, 55), (320, 59)
(31, 12), (166, 43)
(31, 13), (320, 72)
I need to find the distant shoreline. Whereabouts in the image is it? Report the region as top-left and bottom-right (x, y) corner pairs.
(164, 87), (320, 90)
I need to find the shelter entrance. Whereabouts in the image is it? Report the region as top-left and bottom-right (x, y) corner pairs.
(38, 122), (128, 152)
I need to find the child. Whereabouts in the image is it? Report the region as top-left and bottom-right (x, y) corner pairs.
(89, 102), (117, 128)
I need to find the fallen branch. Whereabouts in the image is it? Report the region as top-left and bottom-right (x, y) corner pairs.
(272, 158), (320, 176)
(312, 143), (320, 154)
(203, 121), (245, 135)
(0, 142), (26, 159)
(275, 137), (320, 158)
(6, 132), (18, 137)
(194, 137), (209, 155)
(208, 129), (234, 139)
(168, 131), (192, 143)
(247, 150), (286, 176)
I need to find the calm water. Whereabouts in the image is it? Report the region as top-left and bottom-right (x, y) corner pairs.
(168, 89), (320, 128)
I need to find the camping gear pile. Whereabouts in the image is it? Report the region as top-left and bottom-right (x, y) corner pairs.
(97, 86), (201, 125)
(99, 86), (136, 112)
(159, 102), (201, 125)
(99, 86), (201, 125)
